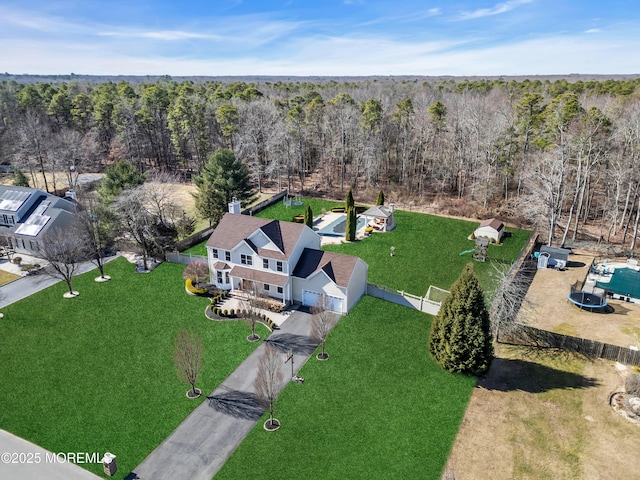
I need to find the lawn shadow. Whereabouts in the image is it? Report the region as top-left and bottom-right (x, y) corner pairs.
(207, 390), (265, 421)
(477, 358), (600, 393)
(264, 333), (319, 355)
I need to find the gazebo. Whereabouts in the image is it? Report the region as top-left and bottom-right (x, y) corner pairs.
(362, 204), (396, 232)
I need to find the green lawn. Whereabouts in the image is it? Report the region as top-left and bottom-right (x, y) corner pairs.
(323, 209), (531, 295)
(254, 198), (530, 294)
(0, 257), (259, 479)
(216, 296), (477, 480)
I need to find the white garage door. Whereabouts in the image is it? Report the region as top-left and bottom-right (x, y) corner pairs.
(302, 290), (343, 313)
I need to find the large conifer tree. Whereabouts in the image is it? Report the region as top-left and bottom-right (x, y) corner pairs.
(429, 264), (493, 375)
(345, 205), (356, 241)
(193, 148), (256, 225)
(304, 204), (313, 229)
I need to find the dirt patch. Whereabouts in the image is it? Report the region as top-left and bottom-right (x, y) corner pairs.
(517, 251), (640, 349)
(445, 250), (640, 480)
(444, 346), (638, 479)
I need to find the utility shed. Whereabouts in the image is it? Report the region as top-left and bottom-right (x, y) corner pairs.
(538, 245), (571, 269)
(474, 218), (504, 243)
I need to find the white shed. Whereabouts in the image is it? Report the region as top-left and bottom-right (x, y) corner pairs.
(474, 218), (505, 243)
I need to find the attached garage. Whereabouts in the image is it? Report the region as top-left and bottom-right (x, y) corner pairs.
(302, 290), (344, 313)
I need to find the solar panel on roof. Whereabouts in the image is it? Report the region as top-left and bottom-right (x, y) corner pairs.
(0, 190), (31, 211)
(14, 214), (51, 236)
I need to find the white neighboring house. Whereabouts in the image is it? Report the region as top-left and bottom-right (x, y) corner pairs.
(206, 200), (368, 314)
(474, 218), (505, 243)
(0, 185), (77, 256)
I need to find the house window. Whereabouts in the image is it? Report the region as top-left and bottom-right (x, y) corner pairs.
(277, 286), (283, 294)
(225, 272), (230, 284)
(263, 258), (269, 269)
(212, 249), (218, 259)
(241, 254), (252, 266)
(217, 271), (223, 283)
(264, 283), (270, 291)
(17, 238), (24, 249)
(225, 251), (231, 262)
(276, 261), (283, 272)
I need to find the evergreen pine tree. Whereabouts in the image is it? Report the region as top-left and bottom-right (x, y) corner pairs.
(376, 190), (385, 206)
(304, 204), (313, 229)
(193, 148), (257, 225)
(429, 264), (493, 376)
(13, 167), (29, 187)
(345, 206), (356, 241)
(345, 188), (354, 209)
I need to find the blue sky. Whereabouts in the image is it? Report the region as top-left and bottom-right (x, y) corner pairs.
(1, 0), (638, 76)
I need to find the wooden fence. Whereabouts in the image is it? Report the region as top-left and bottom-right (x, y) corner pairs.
(367, 283), (445, 315)
(499, 324), (640, 366)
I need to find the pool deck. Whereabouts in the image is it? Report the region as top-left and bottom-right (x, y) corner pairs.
(312, 212), (370, 246)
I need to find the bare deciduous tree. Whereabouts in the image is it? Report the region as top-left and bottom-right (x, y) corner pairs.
(182, 260), (210, 287)
(255, 343), (284, 430)
(311, 294), (339, 360)
(37, 222), (89, 297)
(239, 283), (263, 342)
(173, 327), (203, 398)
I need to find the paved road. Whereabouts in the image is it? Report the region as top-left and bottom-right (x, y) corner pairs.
(130, 310), (317, 480)
(0, 430), (103, 480)
(0, 256), (119, 308)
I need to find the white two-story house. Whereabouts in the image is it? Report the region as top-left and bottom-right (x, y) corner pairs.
(206, 199), (368, 314)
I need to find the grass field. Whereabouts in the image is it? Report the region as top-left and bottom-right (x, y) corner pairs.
(0, 257), (259, 479)
(216, 296), (477, 480)
(255, 200), (531, 294)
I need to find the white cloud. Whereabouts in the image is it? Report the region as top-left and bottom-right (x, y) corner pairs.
(99, 30), (223, 41)
(457, 0), (534, 21)
(3, 29), (637, 77)
(585, 28), (601, 34)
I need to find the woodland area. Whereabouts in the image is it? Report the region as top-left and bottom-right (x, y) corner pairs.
(2, 76), (640, 252)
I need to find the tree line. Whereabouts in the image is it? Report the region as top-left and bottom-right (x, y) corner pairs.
(2, 76), (640, 249)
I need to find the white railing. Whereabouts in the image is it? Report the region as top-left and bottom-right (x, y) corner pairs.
(366, 283), (448, 315)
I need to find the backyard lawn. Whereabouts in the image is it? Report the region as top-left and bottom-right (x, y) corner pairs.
(253, 199), (531, 294)
(0, 257), (259, 479)
(216, 296), (477, 480)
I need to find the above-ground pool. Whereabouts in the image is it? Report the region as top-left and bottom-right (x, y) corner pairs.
(315, 215), (367, 237)
(596, 266), (640, 301)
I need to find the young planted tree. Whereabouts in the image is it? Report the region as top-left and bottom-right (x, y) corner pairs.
(376, 190), (385, 206)
(37, 222), (89, 297)
(311, 294), (339, 360)
(173, 327), (204, 398)
(304, 204), (313, 229)
(345, 205), (356, 242)
(429, 264), (494, 376)
(77, 196), (116, 281)
(239, 283), (263, 342)
(255, 343), (284, 430)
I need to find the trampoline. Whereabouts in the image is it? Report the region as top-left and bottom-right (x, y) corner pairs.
(567, 291), (608, 311)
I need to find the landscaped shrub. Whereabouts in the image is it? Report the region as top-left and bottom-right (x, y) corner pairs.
(330, 206), (345, 213)
(223, 309), (228, 316)
(626, 373), (640, 396)
(12, 257), (21, 265)
(230, 309), (235, 317)
(185, 278), (209, 295)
